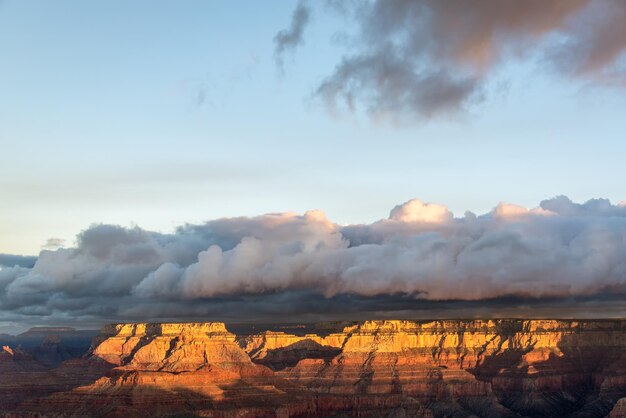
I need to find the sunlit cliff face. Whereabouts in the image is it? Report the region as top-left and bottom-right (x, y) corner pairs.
(5, 319), (626, 416)
(1, 196), (626, 326)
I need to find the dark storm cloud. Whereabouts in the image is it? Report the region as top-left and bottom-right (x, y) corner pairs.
(274, 0), (311, 71)
(2, 197), (626, 327)
(546, 0), (626, 82)
(0, 254), (37, 268)
(276, 0), (626, 120)
(315, 51), (481, 120)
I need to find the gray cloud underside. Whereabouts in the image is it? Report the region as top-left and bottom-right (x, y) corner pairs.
(276, 0), (626, 120)
(0, 254), (37, 269)
(2, 196), (626, 326)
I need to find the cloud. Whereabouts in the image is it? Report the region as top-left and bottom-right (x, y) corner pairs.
(0, 254), (37, 269)
(540, 195), (626, 217)
(274, 0), (311, 71)
(389, 199), (453, 223)
(276, 0), (626, 120)
(492, 202), (554, 219)
(2, 196), (626, 327)
(546, 0), (626, 82)
(42, 238), (66, 250)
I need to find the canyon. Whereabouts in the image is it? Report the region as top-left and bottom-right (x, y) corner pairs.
(3, 320), (626, 417)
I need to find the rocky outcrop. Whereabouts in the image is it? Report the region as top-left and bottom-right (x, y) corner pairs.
(91, 322), (253, 371)
(5, 319), (626, 417)
(252, 320), (626, 416)
(0, 326), (98, 368)
(0, 344), (100, 411)
(609, 398), (626, 417)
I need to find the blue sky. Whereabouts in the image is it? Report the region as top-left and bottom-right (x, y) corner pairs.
(1, 0), (625, 255)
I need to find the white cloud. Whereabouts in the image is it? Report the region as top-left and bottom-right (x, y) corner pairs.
(389, 199), (453, 223)
(2, 196), (626, 324)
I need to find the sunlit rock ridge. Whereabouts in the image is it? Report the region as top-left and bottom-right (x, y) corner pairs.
(4, 319), (626, 416)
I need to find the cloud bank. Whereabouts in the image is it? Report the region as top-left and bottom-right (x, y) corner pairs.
(276, 0), (626, 120)
(2, 196), (626, 327)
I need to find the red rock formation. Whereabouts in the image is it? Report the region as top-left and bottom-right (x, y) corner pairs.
(5, 319), (626, 417)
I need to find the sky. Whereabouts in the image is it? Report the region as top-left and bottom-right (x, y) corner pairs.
(1, 1), (626, 332)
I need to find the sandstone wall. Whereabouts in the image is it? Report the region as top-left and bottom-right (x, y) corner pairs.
(6, 319), (626, 417)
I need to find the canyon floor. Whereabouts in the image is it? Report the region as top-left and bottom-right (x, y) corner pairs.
(3, 320), (626, 417)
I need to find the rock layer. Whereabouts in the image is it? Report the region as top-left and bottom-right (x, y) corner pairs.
(91, 322), (252, 372)
(5, 319), (626, 417)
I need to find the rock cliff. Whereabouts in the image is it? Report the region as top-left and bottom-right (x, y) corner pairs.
(4, 319), (626, 417)
(91, 322), (253, 371)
